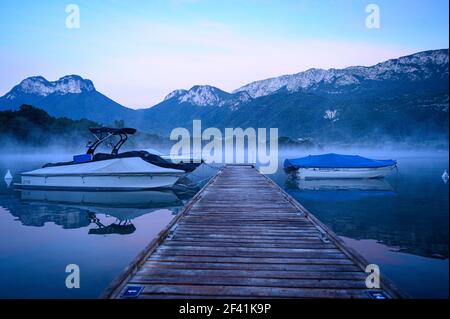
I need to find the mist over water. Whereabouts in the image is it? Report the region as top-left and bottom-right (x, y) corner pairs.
(0, 146), (448, 298)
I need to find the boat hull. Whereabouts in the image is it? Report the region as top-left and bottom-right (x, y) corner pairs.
(295, 165), (396, 180)
(18, 157), (186, 190)
(19, 173), (183, 190)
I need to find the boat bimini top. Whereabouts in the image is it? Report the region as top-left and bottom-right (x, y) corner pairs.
(87, 127), (137, 156)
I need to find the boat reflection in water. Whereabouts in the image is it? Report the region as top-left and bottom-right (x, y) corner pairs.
(17, 189), (186, 235)
(87, 212), (136, 235)
(285, 177), (396, 202)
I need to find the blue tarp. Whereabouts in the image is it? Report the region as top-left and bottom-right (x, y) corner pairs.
(284, 153), (396, 169)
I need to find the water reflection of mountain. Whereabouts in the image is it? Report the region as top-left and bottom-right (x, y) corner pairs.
(1, 189), (187, 233)
(285, 177), (449, 259)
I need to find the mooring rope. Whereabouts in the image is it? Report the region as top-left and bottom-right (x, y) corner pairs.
(175, 162), (224, 190)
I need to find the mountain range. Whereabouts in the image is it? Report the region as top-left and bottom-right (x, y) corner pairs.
(0, 75), (135, 124)
(1, 49), (448, 145)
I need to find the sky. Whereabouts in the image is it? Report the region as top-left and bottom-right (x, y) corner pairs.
(0, 0), (448, 108)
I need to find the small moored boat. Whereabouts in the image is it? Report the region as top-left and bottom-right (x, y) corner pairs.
(18, 127), (202, 190)
(284, 153), (397, 179)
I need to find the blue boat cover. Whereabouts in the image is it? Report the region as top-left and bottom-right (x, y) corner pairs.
(284, 153), (396, 169)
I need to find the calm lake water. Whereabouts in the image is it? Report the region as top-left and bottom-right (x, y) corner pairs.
(269, 151), (449, 298)
(0, 151), (448, 298)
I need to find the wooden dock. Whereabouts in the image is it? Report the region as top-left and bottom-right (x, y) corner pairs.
(103, 165), (403, 299)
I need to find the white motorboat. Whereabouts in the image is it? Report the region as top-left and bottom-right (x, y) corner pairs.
(18, 127), (202, 190)
(284, 153), (397, 180)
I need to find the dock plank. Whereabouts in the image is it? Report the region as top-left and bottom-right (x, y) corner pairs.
(104, 165), (402, 299)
